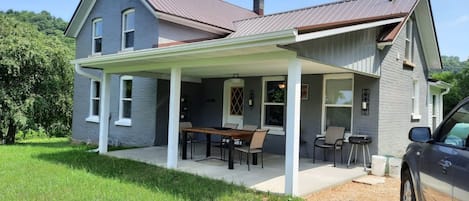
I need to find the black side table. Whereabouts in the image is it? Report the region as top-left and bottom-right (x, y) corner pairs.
(347, 135), (372, 171)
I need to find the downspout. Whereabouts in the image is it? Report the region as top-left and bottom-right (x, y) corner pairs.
(74, 63), (101, 81)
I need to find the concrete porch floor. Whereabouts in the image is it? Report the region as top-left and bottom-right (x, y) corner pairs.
(104, 144), (367, 196)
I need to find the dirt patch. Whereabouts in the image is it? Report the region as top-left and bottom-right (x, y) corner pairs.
(304, 176), (400, 201)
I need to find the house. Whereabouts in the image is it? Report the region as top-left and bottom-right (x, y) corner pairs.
(65, 0), (449, 195)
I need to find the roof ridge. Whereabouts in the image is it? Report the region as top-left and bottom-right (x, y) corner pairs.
(216, 0), (259, 15)
(233, 0), (358, 23)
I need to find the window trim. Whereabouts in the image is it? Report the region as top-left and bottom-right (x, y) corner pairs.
(121, 9), (135, 51)
(86, 79), (100, 123)
(411, 79), (421, 120)
(115, 75), (133, 126)
(261, 76), (286, 135)
(321, 73), (354, 134)
(92, 18), (103, 55)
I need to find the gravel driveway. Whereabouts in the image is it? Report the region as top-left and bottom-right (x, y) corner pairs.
(304, 176), (400, 201)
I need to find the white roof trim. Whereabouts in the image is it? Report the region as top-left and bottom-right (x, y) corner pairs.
(72, 29), (297, 66)
(429, 80), (451, 89)
(156, 11), (232, 35)
(65, 0), (96, 38)
(296, 17), (404, 42)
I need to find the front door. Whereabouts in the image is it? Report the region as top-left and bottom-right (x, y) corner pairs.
(223, 79), (244, 127)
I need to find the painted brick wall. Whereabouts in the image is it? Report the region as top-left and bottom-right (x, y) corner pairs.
(378, 21), (430, 156)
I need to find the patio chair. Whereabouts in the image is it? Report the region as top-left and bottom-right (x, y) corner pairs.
(235, 129), (268, 171)
(238, 124), (258, 145)
(313, 126), (345, 167)
(179, 122), (200, 159)
(219, 123), (239, 160)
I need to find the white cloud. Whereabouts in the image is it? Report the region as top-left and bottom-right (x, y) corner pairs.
(451, 15), (469, 26)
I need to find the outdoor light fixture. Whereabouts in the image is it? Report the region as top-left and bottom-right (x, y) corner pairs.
(248, 90), (255, 107)
(230, 73), (242, 83)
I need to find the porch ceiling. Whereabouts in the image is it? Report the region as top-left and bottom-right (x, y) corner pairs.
(80, 44), (350, 79)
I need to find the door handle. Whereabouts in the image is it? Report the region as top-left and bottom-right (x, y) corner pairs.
(438, 159), (452, 174)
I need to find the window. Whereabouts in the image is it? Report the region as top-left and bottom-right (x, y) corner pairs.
(122, 9), (135, 50)
(261, 77), (285, 134)
(86, 80), (100, 123)
(322, 74), (353, 133)
(411, 79), (421, 120)
(115, 76), (132, 126)
(438, 103), (469, 148)
(405, 18), (414, 63)
(92, 18), (103, 54)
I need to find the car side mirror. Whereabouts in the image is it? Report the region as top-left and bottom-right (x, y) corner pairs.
(409, 127), (432, 143)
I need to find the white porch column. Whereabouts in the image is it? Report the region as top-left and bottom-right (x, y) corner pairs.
(285, 58), (302, 195)
(98, 72), (111, 154)
(167, 67), (182, 168)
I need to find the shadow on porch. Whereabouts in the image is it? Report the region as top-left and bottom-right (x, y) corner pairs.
(105, 144), (367, 196)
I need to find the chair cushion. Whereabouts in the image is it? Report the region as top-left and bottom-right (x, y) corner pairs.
(235, 146), (262, 153)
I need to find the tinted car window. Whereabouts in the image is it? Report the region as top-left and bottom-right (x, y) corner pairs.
(438, 103), (469, 148)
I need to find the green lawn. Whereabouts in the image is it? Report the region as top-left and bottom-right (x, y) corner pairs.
(0, 138), (300, 201)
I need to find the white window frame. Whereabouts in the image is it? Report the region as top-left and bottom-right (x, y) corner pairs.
(115, 76), (133, 126)
(86, 80), (100, 123)
(92, 18), (103, 55)
(261, 76), (286, 135)
(404, 18), (414, 63)
(411, 79), (421, 120)
(121, 9), (135, 51)
(321, 74), (354, 135)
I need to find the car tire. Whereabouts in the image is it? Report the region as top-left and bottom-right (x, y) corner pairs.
(400, 168), (416, 201)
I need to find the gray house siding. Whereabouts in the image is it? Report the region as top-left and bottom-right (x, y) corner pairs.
(75, 0), (158, 59)
(378, 20), (430, 156)
(72, 72), (157, 147)
(291, 28), (381, 76)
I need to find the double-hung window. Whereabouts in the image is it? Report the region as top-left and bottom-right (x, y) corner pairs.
(92, 18), (103, 54)
(261, 76), (286, 134)
(411, 79), (421, 120)
(323, 74), (354, 133)
(86, 80), (100, 123)
(115, 76), (133, 126)
(405, 18), (414, 64)
(122, 9), (135, 50)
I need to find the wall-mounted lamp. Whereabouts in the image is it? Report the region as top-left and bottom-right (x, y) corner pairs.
(361, 88), (370, 115)
(248, 90), (254, 107)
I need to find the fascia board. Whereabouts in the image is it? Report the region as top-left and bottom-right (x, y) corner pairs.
(65, 0), (96, 38)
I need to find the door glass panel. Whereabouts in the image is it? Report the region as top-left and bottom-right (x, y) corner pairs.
(325, 79), (352, 105)
(230, 87), (243, 116)
(265, 81), (285, 103)
(325, 107), (351, 132)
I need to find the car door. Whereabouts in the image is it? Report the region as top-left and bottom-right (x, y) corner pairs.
(420, 103), (469, 200)
(445, 103), (469, 201)
(421, 102), (469, 201)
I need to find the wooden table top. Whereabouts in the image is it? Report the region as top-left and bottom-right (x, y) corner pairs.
(182, 127), (254, 138)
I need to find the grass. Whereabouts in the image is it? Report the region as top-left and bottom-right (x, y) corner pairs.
(0, 138), (300, 201)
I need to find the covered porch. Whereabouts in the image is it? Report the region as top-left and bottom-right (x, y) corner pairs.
(104, 144), (367, 196)
(74, 29), (379, 196)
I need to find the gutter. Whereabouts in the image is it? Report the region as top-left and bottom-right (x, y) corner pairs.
(75, 64), (101, 81)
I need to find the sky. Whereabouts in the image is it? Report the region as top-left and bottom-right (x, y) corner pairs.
(0, 0), (467, 61)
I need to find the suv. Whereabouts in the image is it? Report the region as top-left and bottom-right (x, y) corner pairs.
(401, 97), (469, 201)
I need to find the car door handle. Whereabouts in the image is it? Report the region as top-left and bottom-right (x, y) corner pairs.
(438, 159), (452, 170)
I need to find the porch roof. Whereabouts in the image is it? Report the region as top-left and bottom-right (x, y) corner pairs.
(74, 29), (355, 79)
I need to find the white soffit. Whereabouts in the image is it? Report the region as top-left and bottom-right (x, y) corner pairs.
(295, 17), (404, 42)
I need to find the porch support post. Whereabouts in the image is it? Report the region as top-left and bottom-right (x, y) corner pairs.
(167, 67), (182, 169)
(285, 58), (301, 195)
(98, 72), (112, 154)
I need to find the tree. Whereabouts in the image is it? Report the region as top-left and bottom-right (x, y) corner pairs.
(0, 15), (73, 144)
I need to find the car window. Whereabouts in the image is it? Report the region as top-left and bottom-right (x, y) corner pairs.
(438, 103), (469, 148)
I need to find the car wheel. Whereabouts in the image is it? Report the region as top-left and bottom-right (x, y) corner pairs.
(400, 169), (416, 201)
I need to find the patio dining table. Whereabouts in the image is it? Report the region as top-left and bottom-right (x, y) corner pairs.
(181, 127), (254, 169)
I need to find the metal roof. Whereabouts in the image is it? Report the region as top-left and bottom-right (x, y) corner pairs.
(229, 0), (417, 38)
(145, 0), (259, 31)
